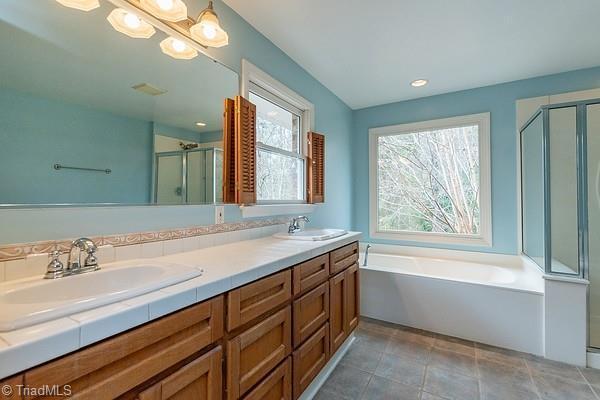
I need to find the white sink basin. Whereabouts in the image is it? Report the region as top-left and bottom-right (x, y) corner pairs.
(273, 229), (347, 241)
(0, 261), (203, 331)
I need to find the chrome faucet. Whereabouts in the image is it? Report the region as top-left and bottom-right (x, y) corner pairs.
(288, 216), (310, 234)
(45, 237), (100, 279)
(363, 244), (372, 266)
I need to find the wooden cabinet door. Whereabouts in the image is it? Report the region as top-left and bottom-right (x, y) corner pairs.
(23, 296), (224, 400)
(292, 254), (329, 297)
(227, 307), (292, 400)
(227, 270), (291, 331)
(137, 346), (222, 400)
(346, 263), (360, 333)
(329, 271), (347, 354)
(292, 282), (329, 348)
(242, 358), (291, 400)
(292, 323), (329, 400)
(329, 242), (358, 275)
(0, 374), (23, 399)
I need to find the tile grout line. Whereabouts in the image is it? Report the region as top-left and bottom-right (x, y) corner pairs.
(523, 358), (543, 400)
(577, 367), (600, 400)
(475, 347), (482, 400)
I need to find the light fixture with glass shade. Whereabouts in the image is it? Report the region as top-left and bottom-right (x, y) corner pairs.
(107, 8), (156, 39)
(160, 37), (198, 60)
(140, 0), (188, 22)
(190, 1), (229, 48)
(55, 0), (100, 12)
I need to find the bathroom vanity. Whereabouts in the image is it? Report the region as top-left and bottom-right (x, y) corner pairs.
(0, 237), (360, 400)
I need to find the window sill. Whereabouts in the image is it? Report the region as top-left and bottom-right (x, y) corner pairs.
(370, 230), (492, 247)
(240, 204), (317, 218)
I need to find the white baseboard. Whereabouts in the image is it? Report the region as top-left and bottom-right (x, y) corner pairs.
(298, 333), (356, 400)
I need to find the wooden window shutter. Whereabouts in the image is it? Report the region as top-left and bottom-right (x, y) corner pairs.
(222, 98), (236, 203)
(222, 96), (257, 204)
(235, 95), (257, 204)
(307, 132), (325, 203)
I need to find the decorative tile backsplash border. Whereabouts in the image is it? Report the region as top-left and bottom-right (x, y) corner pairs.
(0, 218), (289, 262)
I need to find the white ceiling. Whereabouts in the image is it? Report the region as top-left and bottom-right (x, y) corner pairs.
(224, 0), (600, 109)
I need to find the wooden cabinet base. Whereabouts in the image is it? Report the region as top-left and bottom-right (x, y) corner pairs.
(293, 323), (329, 400)
(226, 307), (292, 400)
(136, 346), (222, 400)
(242, 358), (292, 400)
(1, 241), (359, 400)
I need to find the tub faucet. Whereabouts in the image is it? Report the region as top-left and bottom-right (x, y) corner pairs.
(289, 216), (309, 234)
(363, 244), (372, 266)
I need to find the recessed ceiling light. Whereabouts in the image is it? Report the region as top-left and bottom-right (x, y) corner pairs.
(411, 79), (428, 87)
(196, 122), (206, 127)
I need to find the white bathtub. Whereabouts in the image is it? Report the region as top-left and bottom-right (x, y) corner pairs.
(360, 246), (545, 355)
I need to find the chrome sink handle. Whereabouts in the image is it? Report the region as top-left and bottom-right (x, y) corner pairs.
(44, 250), (65, 279)
(289, 216), (310, 234)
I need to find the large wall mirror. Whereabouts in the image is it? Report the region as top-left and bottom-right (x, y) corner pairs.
(0, 1), (238, 206)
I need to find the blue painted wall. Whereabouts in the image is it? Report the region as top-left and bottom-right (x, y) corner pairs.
(0, 87), (154, 204)
(352, 66), (600, 254)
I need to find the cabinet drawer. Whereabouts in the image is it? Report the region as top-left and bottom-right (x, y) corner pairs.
(292, 323), (329, 400)
(292, 254), (329, 297)
(293, 282), (329, 347)
(227, 306), (292, 400)
(329, 242), (358, 275)
(329, 271), (347, 354)
(137, 346), (222, 400)
(227, 270), (291, 331)
(24, 296), (224, 400)
(242, 358), (291, 400)
(346, 263), (360, 333)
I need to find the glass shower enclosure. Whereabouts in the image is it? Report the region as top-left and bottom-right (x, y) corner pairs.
(520, 98), (600, 349)
(154, 147), (223, 204)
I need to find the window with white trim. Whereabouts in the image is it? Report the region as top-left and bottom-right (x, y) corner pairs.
(369, 113), (492, 246)
(242, 60), (314, 203)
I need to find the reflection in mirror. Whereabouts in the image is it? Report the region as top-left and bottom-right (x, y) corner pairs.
(0, 0), (238, 206)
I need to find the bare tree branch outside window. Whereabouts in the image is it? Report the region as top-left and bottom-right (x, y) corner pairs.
(377, 125), (480, 235)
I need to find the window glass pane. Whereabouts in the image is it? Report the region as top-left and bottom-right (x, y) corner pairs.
(250, 91), (300, 153)
(257, 149), (303, 201)
(377, 125), (480, 234)
(521, 113), (545, 269)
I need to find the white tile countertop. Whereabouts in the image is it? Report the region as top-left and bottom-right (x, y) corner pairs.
(0, 231), (360, 379)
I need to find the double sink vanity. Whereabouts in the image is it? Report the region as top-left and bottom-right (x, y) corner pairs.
(0, 229), (359, 400)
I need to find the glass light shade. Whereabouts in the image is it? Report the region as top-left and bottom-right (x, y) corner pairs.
(190, 2), (228, 48)
(55, 0), (100, 11)
(140, 0), (188, 22)
(107, 9), (156, 39)
(160, 37), (198, 60)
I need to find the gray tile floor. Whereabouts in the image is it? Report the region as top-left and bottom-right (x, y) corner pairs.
(315, 318), (600, 400)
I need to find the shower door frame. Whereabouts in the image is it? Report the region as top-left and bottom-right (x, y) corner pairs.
(520, 98), (600, 352)
(519, 98), (600, 280)
(154, 147), (221, 204)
